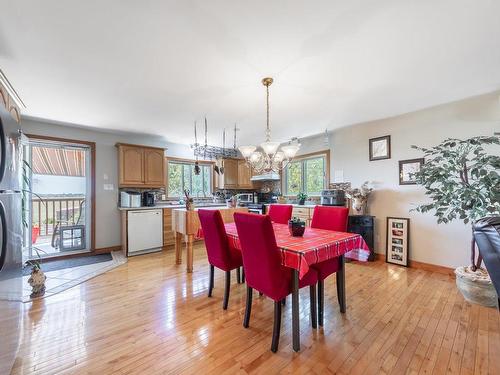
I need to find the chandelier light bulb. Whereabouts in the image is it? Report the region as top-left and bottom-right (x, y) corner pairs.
(238, 145), (256, 158)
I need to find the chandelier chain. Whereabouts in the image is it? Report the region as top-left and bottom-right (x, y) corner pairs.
(266, 83), (270, 141)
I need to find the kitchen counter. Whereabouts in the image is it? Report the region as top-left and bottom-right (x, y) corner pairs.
(264, 203), (318, 208)
(172, 206), (248, 273)
(117, 202), (227, 211)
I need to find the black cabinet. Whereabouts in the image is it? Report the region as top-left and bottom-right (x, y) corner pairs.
(348, 215), (375, 261)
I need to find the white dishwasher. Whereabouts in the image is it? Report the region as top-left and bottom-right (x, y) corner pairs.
(127, 209), (163, 256)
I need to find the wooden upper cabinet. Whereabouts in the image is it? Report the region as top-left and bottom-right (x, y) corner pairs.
(144, 148), (165, 186)
(117, 144), (165, 188)
(217, 158), (254, 189)
(219, 159), (239, 189)
(237, 160), (253, 189)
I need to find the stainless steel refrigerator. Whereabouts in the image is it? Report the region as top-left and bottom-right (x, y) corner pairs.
(0, 101), (23, 374)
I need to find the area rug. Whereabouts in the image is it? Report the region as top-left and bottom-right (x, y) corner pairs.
(23, 254), (113, 276)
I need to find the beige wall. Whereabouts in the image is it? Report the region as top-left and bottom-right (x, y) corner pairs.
(300, 91), (500, 268)
(21, 118), (193, 249)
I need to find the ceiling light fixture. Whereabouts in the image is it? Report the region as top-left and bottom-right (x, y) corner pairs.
(238, 77), (300, 173)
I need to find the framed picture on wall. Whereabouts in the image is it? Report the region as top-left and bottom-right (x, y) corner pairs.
(369, 135), (391, 161)
(399, 158), (424, 185)
(386, 217), (409, 266)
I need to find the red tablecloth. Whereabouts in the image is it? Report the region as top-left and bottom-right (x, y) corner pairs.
(198, 222), (370, 279)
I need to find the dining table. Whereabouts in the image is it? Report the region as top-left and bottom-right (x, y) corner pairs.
(220, 222), (370, 352)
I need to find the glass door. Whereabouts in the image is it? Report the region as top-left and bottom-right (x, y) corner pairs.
(25, 138), (92, 259)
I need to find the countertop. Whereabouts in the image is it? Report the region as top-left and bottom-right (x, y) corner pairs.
(117, 202), (228, 211)
(264, 203), (318, 208)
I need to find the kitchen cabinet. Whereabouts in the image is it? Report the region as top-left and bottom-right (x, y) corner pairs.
(144, 148), (165, 185)
(117, 143), (165, 188)
(292, 206), (313, 227)
(217, 159), (238, 189)
(217, 158), (254, 189)
(237, 160), (253, 189)
(163, 208), (175, 246)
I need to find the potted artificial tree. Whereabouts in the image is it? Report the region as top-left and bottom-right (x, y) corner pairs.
(412, 136), (500, 306)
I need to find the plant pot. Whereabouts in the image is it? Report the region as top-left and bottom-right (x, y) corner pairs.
(298, 199), (305, 205)
(455, 266), (498, 307)
(32, 226), (40, 244)
(28, 268), (46, 298)
(288, 220), (306, 237)
(185, 201), (194, 211)
(351, 197), (366, 215)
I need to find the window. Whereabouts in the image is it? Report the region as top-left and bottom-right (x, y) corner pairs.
(284, 153), (328, 196)
(167, 160), (212, 198)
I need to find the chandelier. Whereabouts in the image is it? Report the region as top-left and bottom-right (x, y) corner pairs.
(238, 77), (300, 174)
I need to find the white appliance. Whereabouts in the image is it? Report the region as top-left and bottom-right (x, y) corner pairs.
(250, 172), (280, 181)
(120, 191), (141, 208)
(127, 209), (163, 256)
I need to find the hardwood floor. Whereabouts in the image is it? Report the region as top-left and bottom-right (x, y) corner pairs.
(12, 245), (499, 375)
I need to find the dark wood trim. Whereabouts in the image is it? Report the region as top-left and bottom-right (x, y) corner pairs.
(399, 158), (424, 185)
(94, 245), (122, 254)
(25, 133), (97, 256)
(369, 135), (391, 161)
(385, 217), (410, 267)
(373, 253), (454, 276)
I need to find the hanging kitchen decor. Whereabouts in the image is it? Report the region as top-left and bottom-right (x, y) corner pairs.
(191, 118), (239, 160)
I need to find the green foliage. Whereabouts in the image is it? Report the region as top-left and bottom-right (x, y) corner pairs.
(289, 216), (305, 224)
(168, 162), (212, 198)
(297, 192), (308, 201)
(285, 156), (326, 195)
(412, 136), (500, 225)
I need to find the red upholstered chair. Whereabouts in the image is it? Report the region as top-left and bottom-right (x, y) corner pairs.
(198, 209), (243, 310)
(310, 206), (349, 324)
(234, 212), (319, 352)
(267, 204), (293, 224)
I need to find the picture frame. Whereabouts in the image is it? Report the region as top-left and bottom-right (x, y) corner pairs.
(399, 158), (424, 185)
(386, 217), (409, 266)
(369, 135), (391, 161)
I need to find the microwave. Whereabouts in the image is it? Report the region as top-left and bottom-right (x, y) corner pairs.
(120, 191), (142, 208)
(236, 193), (255, 205)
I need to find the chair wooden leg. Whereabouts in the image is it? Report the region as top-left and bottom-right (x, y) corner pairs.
(336, 255), (346, 313)
(243, 286), (253, 328)
(223, 271), (231, 310)
(271, 301), (282, 353)
(208, 265), (214, 297)
(236, 267), (241, 284)
(310, 284), (317, 329)
(318, 280), (324, 327)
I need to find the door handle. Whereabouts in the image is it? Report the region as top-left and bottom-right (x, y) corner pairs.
(0, 201), (7, 271)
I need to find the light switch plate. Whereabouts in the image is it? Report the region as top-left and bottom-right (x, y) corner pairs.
(103, 184), (114, 191)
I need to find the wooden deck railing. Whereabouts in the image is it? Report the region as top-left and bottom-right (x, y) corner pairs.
(32, 196), (85, 236)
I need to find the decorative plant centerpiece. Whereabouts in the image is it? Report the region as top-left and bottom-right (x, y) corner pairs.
(184, 189), (194, 211)
(297, 192), (308, 205)
(288, 217), (306, 237)
(346, 182), (373, 215)
(412, 136), (500, 306)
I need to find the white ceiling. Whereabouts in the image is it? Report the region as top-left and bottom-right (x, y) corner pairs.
(1, 0), (499, 146)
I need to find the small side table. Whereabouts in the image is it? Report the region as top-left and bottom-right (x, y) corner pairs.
(348, 215), (375, 261)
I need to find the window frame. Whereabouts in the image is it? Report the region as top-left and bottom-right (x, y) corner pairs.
(282, 150), (330, 197)
(166, 157), (215, 199)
